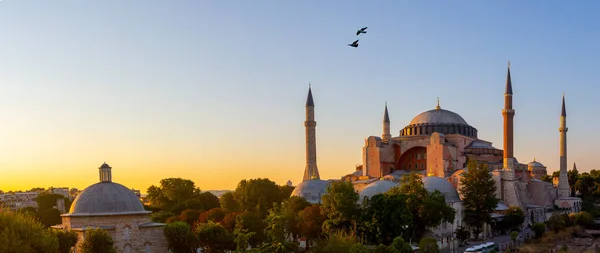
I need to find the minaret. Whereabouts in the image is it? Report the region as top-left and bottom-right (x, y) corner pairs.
(99, 162), (112, 182)
(558, 93), (570, 198)
(382, 103), (391, 142)
(502, 62), (516, 179)
(303, 85), (320, 181)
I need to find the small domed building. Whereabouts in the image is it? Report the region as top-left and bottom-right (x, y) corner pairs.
(54, 163), (167, 253)
(528, 159), (547, 180)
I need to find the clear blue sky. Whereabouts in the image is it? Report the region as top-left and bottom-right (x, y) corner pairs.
(0, 1), (598, 192)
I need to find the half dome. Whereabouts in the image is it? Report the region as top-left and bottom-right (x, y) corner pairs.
(422, 176), (461, 202)
(290, 179), (329, 204)
(358, 180), (399, 201)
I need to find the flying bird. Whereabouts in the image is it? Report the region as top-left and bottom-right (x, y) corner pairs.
(356, 27), (368, 36)
(348, 39), (359, 48)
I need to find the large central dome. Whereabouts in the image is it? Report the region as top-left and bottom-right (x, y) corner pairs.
(409, 108), (468, 125)
(400, 104), (477, 138)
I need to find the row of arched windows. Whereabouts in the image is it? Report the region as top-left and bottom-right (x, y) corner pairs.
(400, 123), (478, 138)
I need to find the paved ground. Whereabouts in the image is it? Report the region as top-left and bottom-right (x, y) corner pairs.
(454, 229), (532, 252)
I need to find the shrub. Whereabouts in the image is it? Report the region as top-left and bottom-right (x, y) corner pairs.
(570, 212), (594, 228)
(0, 210), (59, 252)
(418, 237), (439, 253)
(532, 222), (546, 239)
(80, 228), (116, 253)
(510, 231), (518, 242)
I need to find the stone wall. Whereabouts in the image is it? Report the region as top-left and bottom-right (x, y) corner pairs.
(64, 213), (167, 253)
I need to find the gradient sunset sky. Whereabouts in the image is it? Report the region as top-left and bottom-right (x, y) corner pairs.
(1, 1), (599, 193)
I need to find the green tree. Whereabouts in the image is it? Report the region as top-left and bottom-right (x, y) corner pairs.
(390, 237), (415, 253)
(279, 185), (295, 201)
(570, 211), (594, 227)
(35, 193), (71, 227)
(455, 226), (470, 246)
(298, 204), (325, 251)
(220, 192), (241, 212)
(199, 208), (227, 224)
(540, 175), (553, 183)
(234, 178), (283, 216)
(18, 206), (38, 218)
(418, 237), (439, 253)
(361, 193), (412, 245)
(146, 178), (219, 214)
(80, 228), (116, 253)
(531, 222), (546, 239)
(39, 208), (62, 227)
(260, 203), (299, 253)
(503, 206), (525, 231)
(50, 229), (79, 253)
(320, 181), (360, 234)
(195, 221), (235, 253)
(151, 210), (175, 223)
(282, 196), (310, 214)
(568, 165), (579, 197)
(390, 172), (455, 240)
(548, 214), (566, 233)
(36, 193), (69, 211)
(0, 211), (59, 252)
(195, 192), (221, 211)
(222, 212), (241, 231)
(280, 196), (310, 241)
(575, 173), (595, 197)
(235, 212), (267, 247)
(164, 221), (198, 253)
(510, 231), (518, 250)
(461, 160), (499, 240)
(310, 231), (369, 253)
(234, 229), (255, 253)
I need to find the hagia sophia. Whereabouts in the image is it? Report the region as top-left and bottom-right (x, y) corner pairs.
(291, 64), (582, 243)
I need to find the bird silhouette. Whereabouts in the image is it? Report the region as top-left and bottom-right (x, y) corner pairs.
(356, 27), (368, 36)
(348, 39), (359, 48)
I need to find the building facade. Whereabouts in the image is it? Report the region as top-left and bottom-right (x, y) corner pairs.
(53, 163), (168, 253)
(292, 64), (582, 248)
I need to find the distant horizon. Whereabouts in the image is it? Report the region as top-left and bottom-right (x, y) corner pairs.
(1, 1), (598, 193)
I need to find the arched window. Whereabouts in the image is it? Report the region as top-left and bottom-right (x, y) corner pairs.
(123, 226), (131, 241)
(124, 244), (131, 253)
(144, 243), (152, 253)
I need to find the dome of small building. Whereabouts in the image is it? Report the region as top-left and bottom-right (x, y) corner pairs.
(422, 176), (461, 202)
(528, 160), (544, 167)
(67, 181), (148, 216)
(409, 108), (468, 125)
(290, 179), (329, 204)
(358, 180), (399, 201)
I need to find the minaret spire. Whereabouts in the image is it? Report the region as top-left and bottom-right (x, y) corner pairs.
(501, 62), (516, 183)
(306, 83), (314, 107)
(303, 85), (320, 181)
(382, 103), (391, 142)
(561, 92), (566, 117)
(558, 93), (570, 198)
(506, 61), (513, 94)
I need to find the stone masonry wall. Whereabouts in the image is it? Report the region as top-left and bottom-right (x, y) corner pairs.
(64, 214), (167, 253)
